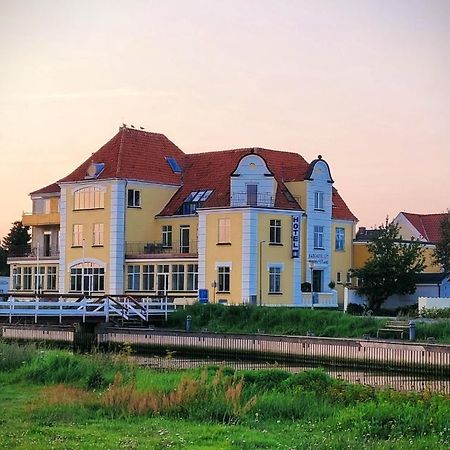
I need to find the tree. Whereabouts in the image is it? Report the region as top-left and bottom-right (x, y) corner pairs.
(0, 247), (7, 276)
(2, 221), (31, 258)
(433, 211), (450, 273)
(352, 220), (425, 311)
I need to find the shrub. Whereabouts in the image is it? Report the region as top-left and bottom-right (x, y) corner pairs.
(0, 339), (39, 372)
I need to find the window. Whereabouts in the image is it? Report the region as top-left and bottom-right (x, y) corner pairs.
(72, 224), (83, 247)
(313, 225), (324, 249)
(171, 264), (185, 291)
(218, 218), (231, 244)
(47, 266), (57, 291)
(142, 265), (154, 291)
(187, 264), (198, 291)
(12, 267), (21, 290)
(335, 227), (345, 251)
(336, 271), (342, 284)
(74, 187), (104, 210)
(166, 157), (182, 173)
(178, 190), (213, 215)
(246, 184), (258, 206)
(162, 225), (172, 248)
(217, 266), (230, 292)
(23, 267), (33, 290)
(70, 263), (104, 293)
(127, 265), (141, 291)
(346, 272), (352, 284)
(314, 191), (324, 210)
(269, 219), (281, 244)
(268, 267), (281, 293)
(34, 267), (45, 292)
(93, 223), (104, 246)
(127, 189), (141, 207)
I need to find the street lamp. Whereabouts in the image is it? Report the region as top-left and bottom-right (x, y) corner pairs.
(259, 240), (266, 306)
(308, 259), (315, 309)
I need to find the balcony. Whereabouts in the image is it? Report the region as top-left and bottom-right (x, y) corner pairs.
(230, 192), (275, 208)
(7, 245), (59, 260)
(22, 211), (60, 226)
(126, 240), (198, 258)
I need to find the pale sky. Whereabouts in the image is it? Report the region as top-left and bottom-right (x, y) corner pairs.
(1, 0), (449, 238)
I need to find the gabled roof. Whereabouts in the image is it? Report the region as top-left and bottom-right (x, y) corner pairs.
(59, 126), (185, 185)
(158, 148), (309, 215)
(401, 212), (447, 243)
(332, 189), (358, 222)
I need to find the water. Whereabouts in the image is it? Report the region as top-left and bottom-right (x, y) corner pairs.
(132, 354), (450, 394)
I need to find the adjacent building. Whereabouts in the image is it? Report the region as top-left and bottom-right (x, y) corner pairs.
(8, 126), (357, 307)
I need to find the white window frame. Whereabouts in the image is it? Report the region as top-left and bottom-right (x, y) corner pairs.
(47, 266), (57, 291)
(217, 266), (230, 292)
(142, 264), (155, 291)
(187, 264), (198, 291)
(74, 187), (104, 210)
(313, 225), (324, 249)
(269, 219), (282, 244)
(268, 266), (282, 293)
(171, 264), (185, 291)
(162, 225), (172, 248)
(314, 191), (324, 211)
(127, 189), (141, 208)
(127, 265), (141, 291)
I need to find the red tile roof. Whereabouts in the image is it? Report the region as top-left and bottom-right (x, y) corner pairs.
(402, 212), (447, 243)
(30, 182), (60, 195)
(59, 126), (184, 185)
(31, 127), (357, 221)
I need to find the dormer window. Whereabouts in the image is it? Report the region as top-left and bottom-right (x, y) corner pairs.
(166, 157), (182, 174)
(177, 190), (213, 215)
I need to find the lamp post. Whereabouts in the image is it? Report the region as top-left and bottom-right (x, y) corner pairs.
(259, 240), (266, 307)
(308, 259), (315, 309)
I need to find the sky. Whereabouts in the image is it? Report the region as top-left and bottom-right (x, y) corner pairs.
(0, 0), (449, 239)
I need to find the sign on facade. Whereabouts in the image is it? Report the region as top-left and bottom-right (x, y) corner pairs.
(291, 215), (300, 258)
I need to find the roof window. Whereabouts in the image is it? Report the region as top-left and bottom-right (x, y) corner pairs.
(177, 190), (213, 215)
(166, 157), (182, 173)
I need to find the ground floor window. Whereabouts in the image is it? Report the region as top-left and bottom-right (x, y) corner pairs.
(143, 265), (155, 291)
(187, 264), (198, 291)
(23, 267), (33, 290)
(171, 264), (185, 291)
(47, 266), (57, 291)
(127, 265), (141, 291)
(12, 267), (22, 290)
(217, 266), (230, 292)
(70, 263), (104, 294)
(268, 267), (281, 293)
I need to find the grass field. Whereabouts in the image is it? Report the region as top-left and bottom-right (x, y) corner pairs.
(1, 341), (449, 449)
(161, 304), (450, 343)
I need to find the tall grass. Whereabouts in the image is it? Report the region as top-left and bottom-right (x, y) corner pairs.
(0, 339), (39, 371)
(163, 304), (382, 337)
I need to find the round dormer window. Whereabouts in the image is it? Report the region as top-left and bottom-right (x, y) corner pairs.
(249, 162), (256, 169)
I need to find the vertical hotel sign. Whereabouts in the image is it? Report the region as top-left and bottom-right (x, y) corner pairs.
(291, 215), (300, 258)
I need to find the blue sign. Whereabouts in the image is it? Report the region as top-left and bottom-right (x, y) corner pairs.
(198, 289), (209, 304)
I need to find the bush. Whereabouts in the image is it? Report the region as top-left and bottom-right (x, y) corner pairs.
(346, 303), (365, 315)
(0, 339), (39, 372)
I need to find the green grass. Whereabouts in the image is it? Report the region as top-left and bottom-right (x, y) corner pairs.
(161, 304), (450, 343)
(0, 346), (449, 449)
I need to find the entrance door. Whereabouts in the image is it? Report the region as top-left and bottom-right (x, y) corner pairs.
(83, 269), (93, 296)
(312, 270), (322, 293)
(180, 226), (190, 253)
(157, 264), (169, 296)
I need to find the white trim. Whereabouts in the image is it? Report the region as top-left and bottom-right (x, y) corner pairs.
(197, 212), (207, 289)
(266, 262), (285, 271)
(109, 180), (126, 294)
(58, 186), (67, 293)
(215, 262), (233, 270)
(72, 184), (107, 194)
(69, 258), (106, 268)
(198, 207), (303, 215)
(241, 209), (258, 304)
(125, 258), (198, 264)
(59, 178), (181, 189)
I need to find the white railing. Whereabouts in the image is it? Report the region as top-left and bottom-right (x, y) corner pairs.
(299, 291), (338, 308)
(418, 297), (450, 310)
(0, 296), (174, 323)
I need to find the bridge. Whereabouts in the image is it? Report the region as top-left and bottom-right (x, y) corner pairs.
(0, 295), (180, 324)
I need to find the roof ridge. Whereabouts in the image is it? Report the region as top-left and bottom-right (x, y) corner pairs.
(186, 147), (303, 157)
(116, 127), (126, 177)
